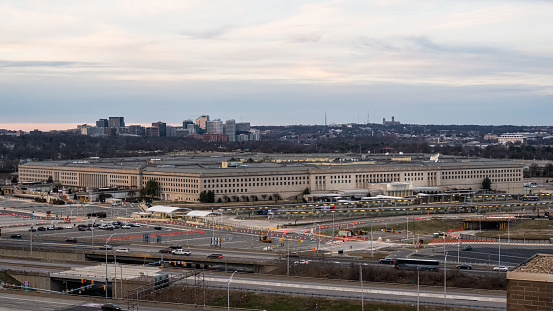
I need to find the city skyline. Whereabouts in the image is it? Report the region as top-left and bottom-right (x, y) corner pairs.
(2, 1), (553, 128)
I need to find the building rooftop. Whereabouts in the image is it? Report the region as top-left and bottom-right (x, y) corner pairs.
(20, 152), (522, 175)
(512, 254), (553, 274)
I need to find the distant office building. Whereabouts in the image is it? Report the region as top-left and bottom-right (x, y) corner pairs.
(152, 121), (167, 137)
(166, 126), (177, 137)
(175, 127), (189, 136)
(145, 127), (160, 137)
(109, 117), (125, 128)
(236, 133), (249, 142)
(125, 125), (145, 136)
(236, 122), (250, 133)
(249, 128), (261, 141)
(195, 115), (210, 131)
(225, 119), (236, 142)
(186, 123), (198, 134)
(96, 119), (108, 128)
(206, 120), (224, 134)
(104, 128), (117, 136)
(183, 119), (194, 127)
(498, 133), (527, 144)
(81, 126), (105, 137)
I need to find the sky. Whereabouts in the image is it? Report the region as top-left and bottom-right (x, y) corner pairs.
(1, 0), (553, 131)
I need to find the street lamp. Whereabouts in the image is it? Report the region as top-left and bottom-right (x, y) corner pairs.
(105, 233), (115, 298)
(444, 252), (448, 307)
(228, 271), (237, 311)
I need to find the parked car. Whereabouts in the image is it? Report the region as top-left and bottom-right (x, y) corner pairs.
(66, 238), (77, 243)
(379, 258), (396, 265)
(493, 266), (509, 272)
(207, 253), (223, 259)
(154, 226), (163, 230)
(37, 227), (46, 231)
(116, 248), (130, 253)
(10, 234), (22, 239)
(172, 249), (191, 256)
(457, 264), (473, 270)
(99, 245), (113, 250)
(461, 246), (473, 251)
(159, 248), (172, 253)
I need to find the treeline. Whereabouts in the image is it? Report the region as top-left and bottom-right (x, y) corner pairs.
(2, 133), (553, 177)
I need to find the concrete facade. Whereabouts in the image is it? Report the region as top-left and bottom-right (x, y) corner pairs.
(18, 153), (524, 203)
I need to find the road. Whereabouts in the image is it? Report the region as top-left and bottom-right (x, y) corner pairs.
(0, 292), (217, 311)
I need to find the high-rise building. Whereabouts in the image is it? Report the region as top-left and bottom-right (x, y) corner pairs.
(108, 117), (125, 128)
(152, 121), (167, 137)
(96, 119), (108, 127)
(236, 122), (250, 133)
(206, 120), (224, 134)
(224, 119), (236, 142)
(195, 115), (210, 131)
(145, 127), (160, 137)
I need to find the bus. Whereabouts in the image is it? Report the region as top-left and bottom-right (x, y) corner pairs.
(395, 258), (440, 271)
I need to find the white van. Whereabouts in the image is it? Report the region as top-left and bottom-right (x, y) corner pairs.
(172, 249), (191, 256)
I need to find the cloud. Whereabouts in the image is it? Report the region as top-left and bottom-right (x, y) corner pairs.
(0, 60), (100, 68)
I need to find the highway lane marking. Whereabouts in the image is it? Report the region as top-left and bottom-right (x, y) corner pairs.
(0, 294), (76, 305)
(201, 277), (506, 303)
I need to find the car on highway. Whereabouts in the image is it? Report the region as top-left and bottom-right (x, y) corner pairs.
(116, 248), (130, 253)
(29, 228), (36, 232)
(172, 249), (191, 255)
(78, 227), (87, 231)
(493, 266), (509, 272)
(99, 245), (113, 250)
(10, 234), (22, 239)
(461, 246), (473, 251)
(55, 226), (64, 230)
(288, 252), (300, 258)
(379, 258), (396, 265)
(65, 238), (77, 243)
(154, 226), (163, 230)
(47, 226), (55, 230)
(37, 227), (46, 231)
(65, 225), (73, 229)
(130, 223), (141, 227)
(294, 260), (310, 265)
(121, 225), (131, 229)
(456, 264), (472, 270)
(101, 303), (122, 311)
(159, 248), (172, 253)
(169, 245), (182, 249)
(207, 253), (223, 259)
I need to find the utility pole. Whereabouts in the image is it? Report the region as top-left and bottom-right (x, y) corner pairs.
(360, 264), (364, 311)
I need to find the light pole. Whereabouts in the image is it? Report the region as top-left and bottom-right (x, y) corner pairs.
(228, 271), (237, 311)
(360, 264), (364, 311)
(444, 252), (448, 307)
(105, 233), (115, 298)
(417, 266), (420, 311)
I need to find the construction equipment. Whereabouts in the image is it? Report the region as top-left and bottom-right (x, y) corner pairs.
(259, 232), (272, 243)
